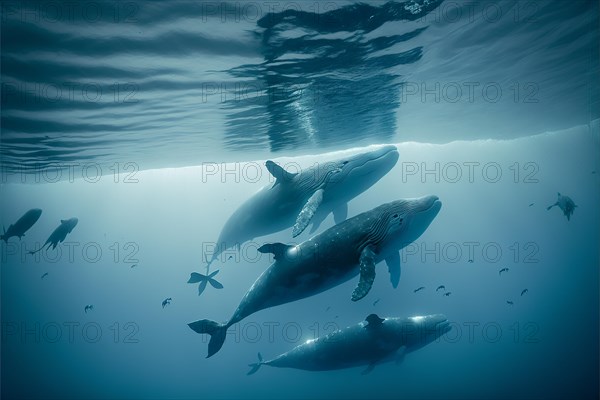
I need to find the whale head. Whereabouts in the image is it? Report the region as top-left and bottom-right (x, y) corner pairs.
(375, 195), (441, 254)
(389, 314), (451, 351)
(322, 145), (399, 200)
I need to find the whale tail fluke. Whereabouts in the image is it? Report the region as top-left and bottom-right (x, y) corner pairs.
(28, 245), (45, 255)
(247, 352), (264, 375)
(188, 319), (228, 358)
(187, 271), (223, 296)
(187, 272), (204, 283)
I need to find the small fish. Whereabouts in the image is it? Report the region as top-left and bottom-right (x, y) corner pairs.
(444, 292), (451, 297)
(521, 289), (528, 296)
(547, 192), (577, 221)
(499, 267), (509, 276)
(41, 272), (49, 280)
(436, 285), (445, 292)
(130, 264), (137, 268)
(468, 259), (473, 263)
(325, 306), (331, 312)
(228, 255), (233, 260)
(84, 305), (94, 313)
(372, 298), (380, 306)
(334, 315), (339, 319)
(162, 297), (172, 308)
(506, 300), (514, 306)
(528, 203), (534, 207)
(413, 286), (425, 293)
(592, 171), (596, 174)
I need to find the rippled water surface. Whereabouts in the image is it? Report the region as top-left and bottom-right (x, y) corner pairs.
(1, 2), (599, 400)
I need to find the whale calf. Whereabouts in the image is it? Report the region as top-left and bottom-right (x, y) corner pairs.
(28, 218), (78, 254)
(204, 145), (399, 267)
(247, 313), (451, 375)
(189, 196), (441, 357)
(547, 192), (577, 220)
(1, 208), (42, 242)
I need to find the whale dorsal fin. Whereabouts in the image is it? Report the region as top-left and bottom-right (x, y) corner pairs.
(60, 219), (66, 224)
(365, 313), (384, 326)
(258, 242), (292, 260)
(266, 161), (296, 187)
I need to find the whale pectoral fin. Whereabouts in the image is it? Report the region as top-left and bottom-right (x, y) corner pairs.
(266, 160), (297, 187)
(395, 346), (407, 365)
(258, 243), (292, 260)
(385, 252), (401, 289)
(332, 202), (348, 224)
(361, 362), (377, 375)
(292, 189), (324, 238)
(352, 246), (377, 302)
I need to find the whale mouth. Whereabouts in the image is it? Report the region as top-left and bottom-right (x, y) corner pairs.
(411, 195), (442, 216)
(345, 145), (399, 174)
(435, 319), (452, 335)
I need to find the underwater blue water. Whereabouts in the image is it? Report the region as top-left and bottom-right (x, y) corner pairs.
(1, 1), (599, 399)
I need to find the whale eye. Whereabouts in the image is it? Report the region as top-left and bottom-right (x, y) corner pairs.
(392, 214), (398, 218)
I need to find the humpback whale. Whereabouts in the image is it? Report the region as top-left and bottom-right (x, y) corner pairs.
(247, 313), (451, 375)
(204, 145), (399, 267)
(28, 218), (78, 255)
(1, 209), (42, 242)
(547, 192), (577, 220)
(189, 196), (441, 357)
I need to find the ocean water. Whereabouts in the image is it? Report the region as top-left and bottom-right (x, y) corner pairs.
(1, 1), (599, 399)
